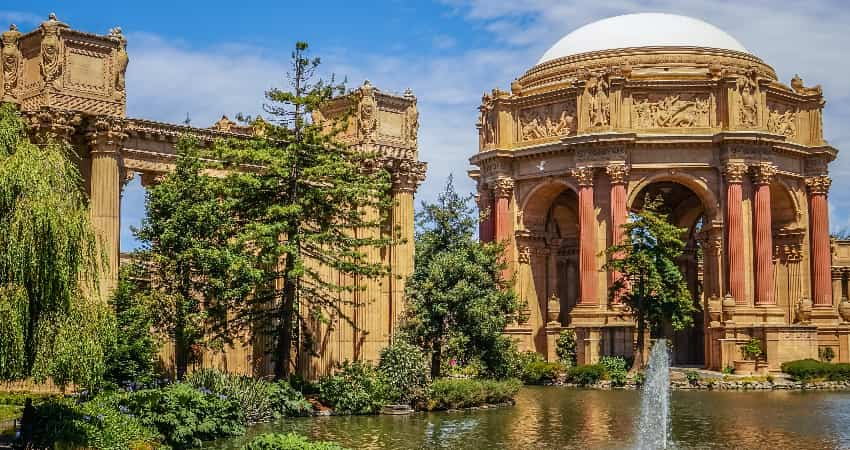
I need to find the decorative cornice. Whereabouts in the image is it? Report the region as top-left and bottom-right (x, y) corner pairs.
(806, 175), (832, 195)
(571, 166), (595, 186)
(86, 115), (128, 152)
(605, 163), (629, 184)
(723, 162), (747, 184)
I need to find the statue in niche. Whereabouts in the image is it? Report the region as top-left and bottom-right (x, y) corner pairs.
(737, 69), (759, 127)
(586, 73), (610, 127)
(110, 27), (129, 98)
(1, 24), (22, 102)
(40, 13), (69, 88)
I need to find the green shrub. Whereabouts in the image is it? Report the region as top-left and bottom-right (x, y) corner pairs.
(426, 378), (519, 410)
(722, 366), (734, 375)
(566, 364), (606, 386)
(104, 274), (160, 387)
(242, 432), (347, 450)
(819, 346), (836, 362)
(685, 370), (701, 386)
(124, 383), (244, 449)
(555, 329), (577, 367)
(782, 359), (850, 382)
(740, 338), (763, 361)
(378, 341), (429, 404)
(318, 361), (390, 414)
(520, 360), (562, 385)
(599, 356), (627, 386)
(28, 394), (159, 450)
(831, 363), (850, 381)
(186, 369), (311, 424)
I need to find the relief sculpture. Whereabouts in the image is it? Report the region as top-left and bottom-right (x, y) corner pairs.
(586, 72), (610, 127)
(737, 69), (759, 128)
(40, 13), (69, 88)
(1, 24), (22, 102)
(110, 27), (129, 98)
(519, 101), (576, 140)
(632, 94), (710, 128)
(477, 92), (496, 146)
(767, 103), (797, 138)
(358, 80), (378, 142)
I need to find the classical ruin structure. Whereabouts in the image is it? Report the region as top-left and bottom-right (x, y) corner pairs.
(470, 13), (848, 371)
(2, 15), (425, 377)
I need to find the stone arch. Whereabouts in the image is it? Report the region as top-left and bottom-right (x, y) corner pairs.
(770, 177), (802, 228)
(627, 171), (720, 223)
(519, 178), (580, 232)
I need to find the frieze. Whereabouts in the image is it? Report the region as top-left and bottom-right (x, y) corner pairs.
(519, 101), (576, 141)
(574, 147), (626, 165)
(631, 94), (710, 128)
(767, 101), (797, 138)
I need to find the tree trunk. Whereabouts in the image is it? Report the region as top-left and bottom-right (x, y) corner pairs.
(431, 342), (442, 379)
(631, 315), (646, 373)
(274, 255), (298, 380)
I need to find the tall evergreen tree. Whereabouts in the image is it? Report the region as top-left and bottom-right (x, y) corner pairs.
(217, 42), (393, 379)
(402, 176), (518, 378)
(0, 103), (114, 388)
(135, 138), (256, 379)
(605, 196), (697, 371)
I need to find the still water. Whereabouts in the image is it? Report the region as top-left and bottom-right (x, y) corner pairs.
(209, 387), (850, 449)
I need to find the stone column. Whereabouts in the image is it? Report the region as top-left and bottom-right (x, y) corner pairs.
(607, 164), (629, 302)
(753, 163), (777, 305)
(86, 116), (127, 301)
(807, 175), (833, 307)
(724, 163), (747, 305)
(478, 185), (494, 243)
(573, 167), (597, 305)
(390, 161), (425, 337)
(493, 178), (515, 278)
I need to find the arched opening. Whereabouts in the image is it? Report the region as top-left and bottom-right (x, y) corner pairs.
(632, 180), (706, 366)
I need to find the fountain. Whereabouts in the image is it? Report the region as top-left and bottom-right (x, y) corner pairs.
(635, 339), (671, 449)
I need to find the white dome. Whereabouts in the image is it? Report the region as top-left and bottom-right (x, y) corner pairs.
(538, 13), (749, 65)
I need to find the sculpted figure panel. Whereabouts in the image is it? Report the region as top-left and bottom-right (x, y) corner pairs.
(40, 13), (69, 88)
(519, 101), (576, 141)
(478, 92), (496, 146)
(767, 102), (797, 138)
(737, 69), (759, 128)
(632, 94), (710, 128)
(358, 80), (378, 142)
(585, 73), (610, 127)
(110, 27), (128, 98)
(1, 25), (22, 102)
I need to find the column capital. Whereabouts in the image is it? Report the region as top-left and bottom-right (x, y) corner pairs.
(493, 177), (515, 198)
(806, 175), (832, 195)
(571, 166), (595, 187)
(751, 163), (777, 185)
(387, 159), (427, 193)
(605, 163), (630, 184)
(23, 106), (82, 144)
(723, 162), (747, 184)
(86, 115), (128, 153)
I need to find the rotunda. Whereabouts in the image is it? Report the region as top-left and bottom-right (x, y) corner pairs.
(470, 13), (843, 370)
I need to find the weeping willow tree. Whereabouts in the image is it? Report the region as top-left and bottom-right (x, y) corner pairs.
(0, 103), (115, 389)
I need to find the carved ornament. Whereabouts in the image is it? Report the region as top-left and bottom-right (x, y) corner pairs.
(24, 107), (82, 143)
(477, 91), (497, 147)
(723, 162), (747, 184)
(39, 13), (69, 88)
(1, 24), (22, 102)
(751, 163), (777, 185)
(805, 175), (832, 195)
(493, 177), (514, 198)
(388, 159), (427, 193)
(571, 167), (595, 187)
(519, 101), (576, 141)
(403, 90), (418, 147)
(86, 115), (128, 152)
(110, 27), (129, 98)
(790, 74), (822, 96)
(766, 103), (797, 138)
(632, 94), (710, 128)
(517, 246), (530, 264)
(574, 147), (626, 165)
(606, 163), (629, 184)
(585, 72), (610, 127)
(736, 69), (759, 128)
(358, 80), (378, 142)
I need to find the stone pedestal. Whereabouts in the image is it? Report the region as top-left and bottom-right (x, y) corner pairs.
(545, 324), (563, 363)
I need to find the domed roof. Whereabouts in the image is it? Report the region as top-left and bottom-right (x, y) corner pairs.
(538, 13), (749, 65)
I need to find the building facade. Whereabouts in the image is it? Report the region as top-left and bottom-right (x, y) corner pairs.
(470, 13), (847, 371)
(1, 15), (425, 377)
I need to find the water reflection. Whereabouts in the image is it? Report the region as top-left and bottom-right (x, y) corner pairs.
(208, 388), (850, 449)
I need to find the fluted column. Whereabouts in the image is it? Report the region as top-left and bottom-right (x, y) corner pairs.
(478, 186), (494, 243)
(607, 164), (629, 302)
(87, 116), (127, 301)
(493, 178), (514, 279)
(390, 161), (425, 337)
(724, 163), (747, 305)
(807, 175), (833, 307)
(753, 163), (777, 305)
(573, 167), (597, 305)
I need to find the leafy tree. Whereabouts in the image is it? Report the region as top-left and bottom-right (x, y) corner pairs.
(103, 268), (160, 386)
(0, 103), (114, 389)
(216, 42), (392, 379)
(402, 176), (519, 378)
(605, 196), (696, 371)
(134, 138), (256, 379)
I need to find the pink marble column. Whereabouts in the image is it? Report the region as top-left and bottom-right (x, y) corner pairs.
(807, 175), (833, 306)
(753, 164), (777, 305)
(493, 178), (514, 279)
(724, 163), (747, 305)
(574, 167), (597, 305)
(607, 164), (629, 302)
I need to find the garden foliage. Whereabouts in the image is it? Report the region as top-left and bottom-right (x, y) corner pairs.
(425, 378), (520, 410)
(781, 359), (850, 381)
(318, 361), (390, 414)
(566, 364), (607, 386)
(378, 340), (430, 404)
(242, 433), (347, 450)
(599, 356), (628, 386)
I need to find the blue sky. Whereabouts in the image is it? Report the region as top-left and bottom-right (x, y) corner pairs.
(4, 1), (850, 250)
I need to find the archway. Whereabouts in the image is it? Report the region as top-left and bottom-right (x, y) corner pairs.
(631, 180), (707, 366)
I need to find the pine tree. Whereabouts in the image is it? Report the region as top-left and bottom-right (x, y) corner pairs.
(402, 176), (518, 378)
(0, 103), (114, 388)
(217, 42), (393, 379)
(605, 195), (697, 371)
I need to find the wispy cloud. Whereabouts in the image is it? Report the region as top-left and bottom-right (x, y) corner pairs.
(0, 10), (42, 27)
